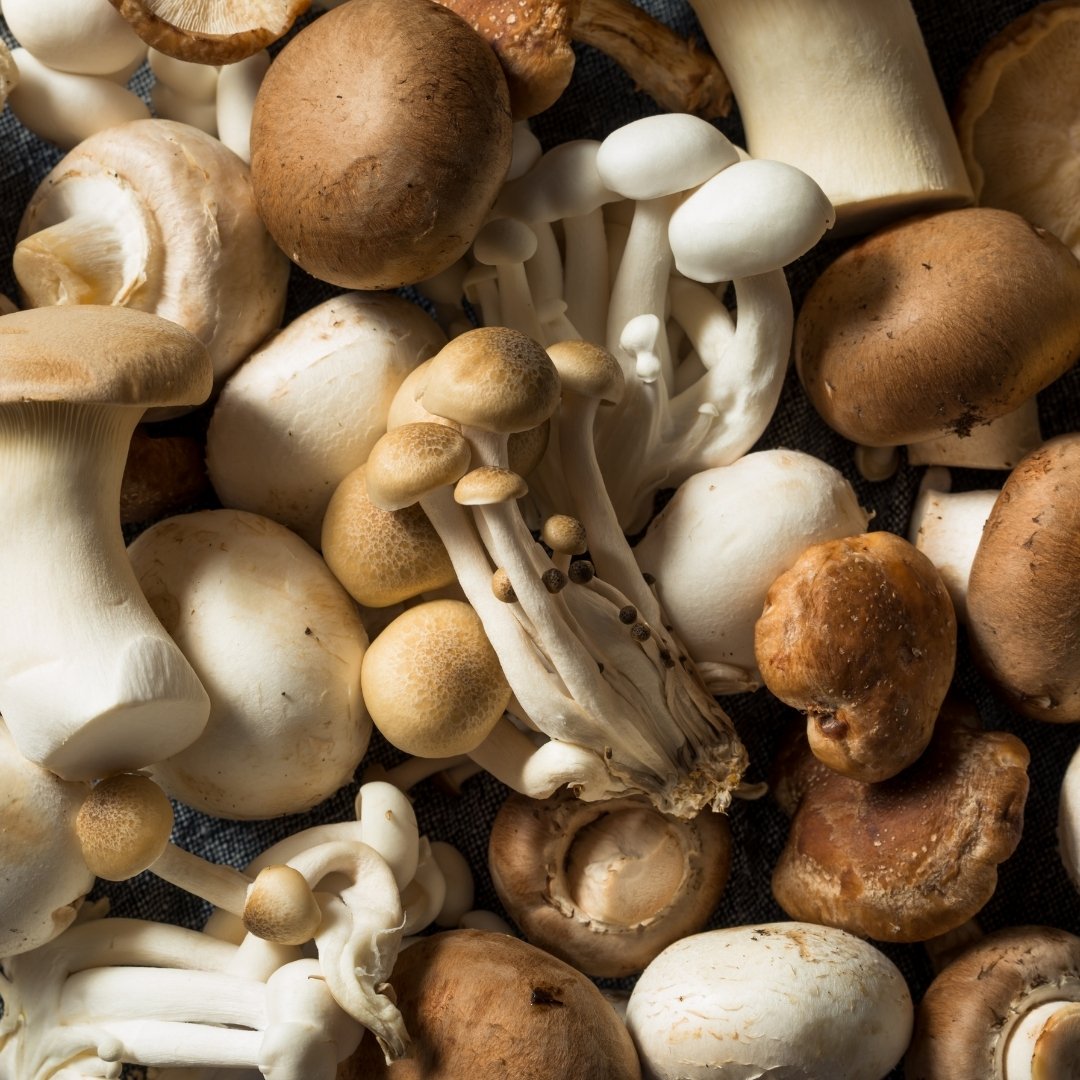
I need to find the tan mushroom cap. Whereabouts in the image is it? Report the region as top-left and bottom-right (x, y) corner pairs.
(421, 326), (562, 434)
(0, 305), (212, 407)
(322, 463), (455, 609)
(454, 465), (528, 506)
(108, 0), (309, 64)
(364, 422), (472, 512)
(360, 598), (511, 758)
(546, 338), (624, 404)
(337, 929), (642, 1079)
(770, 698), (1030, 943)
(967, 433), (1080, 721)
(542, 514), (587, 556)
(795, 207), (1080, 446)
(242, 864), (322, 947)
(755, 530), (957, 783)
(488, 789), (731, 978)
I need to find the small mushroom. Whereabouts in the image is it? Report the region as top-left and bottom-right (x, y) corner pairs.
(770, 698), (1030, 942)
(905, 924), (1080, 1079)
(337, 928), (643, 1078)
(487, 788), (731, 978)
(755, 530), (957, 782)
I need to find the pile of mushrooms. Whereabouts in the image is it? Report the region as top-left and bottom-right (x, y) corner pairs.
(0, 1), (1079, 1077)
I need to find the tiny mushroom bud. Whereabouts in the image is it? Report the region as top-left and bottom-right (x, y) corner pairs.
(755, 530), (957, 782)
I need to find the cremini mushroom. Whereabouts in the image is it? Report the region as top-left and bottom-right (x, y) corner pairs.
(338, 928), (643, 1078)
(14, 118), (290, 390)
(249, 0), (513, 290)
(120, 424), (210, 527)
(488, 788), (731, 977)
(0, 304), (212, 779)
(754, 530), (957, 782)
(625, 921), (914, 1079)
(770, 698), (1030, 942)
(128, 508), (372, 819)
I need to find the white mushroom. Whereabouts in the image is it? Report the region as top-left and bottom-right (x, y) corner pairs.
(4, 0), (147, 75)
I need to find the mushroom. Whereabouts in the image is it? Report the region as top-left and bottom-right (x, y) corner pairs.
(770, 698), (1030, 942)
(905, 924), (1080, 1079)
(249, 0), (513, 291)
(4, 0), (147, 75)
(206, 291), (446, 547)
(0, 304), (212, 779)
(127, 508), (373, 819)
(1059, 741), (1080, 895)
(632, 448), (871, 694)
(14, 118), (290, 391)
(686, 0), (973, 232)
(795, 208), (1080, 456)
(754, 530), (957, 782)
(624, 921), (913, 1079)
(487, 788), (731, 978)
(337, 928), (643, 1079)
(120, 425), (210, 527)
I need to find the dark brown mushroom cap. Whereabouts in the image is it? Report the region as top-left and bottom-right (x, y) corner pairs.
(770, 698), (1030, 943)
(795, 207), (1080, 446)
(336, 928), (642, 1079)
(250, 0), (512, 291)
(488, 789), (731, 978)
(967, 433), (1080, 722)
(905, 925), (1080, 1080)
(0, 305), (212, 407)
(754, 530), (957, 782)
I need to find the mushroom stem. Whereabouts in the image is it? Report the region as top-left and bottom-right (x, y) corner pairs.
(1004, 999), (1080, 1078)
(906, 396), (1043, 471)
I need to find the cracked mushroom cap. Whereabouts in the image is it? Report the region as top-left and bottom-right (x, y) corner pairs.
(966, 433), (1080, 722)
(795, 207), (1080, 447)
(337, 928), (642, 1079)
(770, 698), (1030, 942)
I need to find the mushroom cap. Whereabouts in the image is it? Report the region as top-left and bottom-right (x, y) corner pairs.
(488, 789), (731, 978)
(755, 530), (957, 782)
(905, 924), (1080, 1079)
(967, 433), (1080, 721)
(454, 465), (528, 506)
(241, 864), (323, 946)
(337, 928), (642, 1079)
(421, 326), (561, 434)
(250, 0), (513, 290)
(541, 514), (588, 556)
(359, 599), (511, 758)
(625, 921), (913, 1080)
(364, 422), (472, 511)
(546, 338), (624, 404)
(770, 698), (1030, 942)
(795, 207), (1080, 446)
(0, 305), (212, 406)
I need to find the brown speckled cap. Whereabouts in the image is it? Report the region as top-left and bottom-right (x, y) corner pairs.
(0, 305), (213, 407)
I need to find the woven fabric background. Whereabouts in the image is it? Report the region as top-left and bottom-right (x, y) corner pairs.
(1, 2), (1077, 1077)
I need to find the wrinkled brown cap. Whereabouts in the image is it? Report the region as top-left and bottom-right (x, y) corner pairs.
(0, 305), (212, 407)
(546, 339), (624, 404)
(770, 698), (1029, 942)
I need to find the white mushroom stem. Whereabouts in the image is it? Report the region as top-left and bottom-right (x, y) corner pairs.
(1003, 999), (1080, 1078)
(215, 50), (271, 163)
(354, 780), (420, 892)
(907, 468), (998, 622)
(149, 844), (256, 917)
(429, 841), (475, 928)
(472, 218), (544, 342)
(400, 839), (448, 934)
(906, 397), (1044, 470)
(363, 754), (472, 793)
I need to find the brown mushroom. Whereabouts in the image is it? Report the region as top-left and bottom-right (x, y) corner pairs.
(905, 925), (1080, 1079)
(121, 426), (209, 527)
(795, 207), (1080, 449)
(249, 0), (513, 291)
(770, 697), (1030, 942)
(487, 788), (731, 978)
(754, 530), (957, 782)
(336, 928), (642, 1078)
(966, 433), (1080, 722)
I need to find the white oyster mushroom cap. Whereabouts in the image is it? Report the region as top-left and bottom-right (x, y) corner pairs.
(129, 509), (372, 820)
(626, 922), (913, 1080)
(0, 722), (94, 958)
(632, 449), (869, 691)
(5, 0), (146, 76)
(207, 291), (446, 548)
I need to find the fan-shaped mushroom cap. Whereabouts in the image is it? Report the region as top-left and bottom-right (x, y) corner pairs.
(364, 422), (472, 512)
(967, 433), (1080, 722)
(795, 207), (1080, 447)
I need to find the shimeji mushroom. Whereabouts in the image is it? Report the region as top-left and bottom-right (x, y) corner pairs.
(127, 508), (373, 819)
(633, 448), (871, 693)
(905, 925), (1080, 1079)
(488, 788), (731, 978)
(754, 531), (957, 782)
(14, 118), (290, 391)
(625, 921), (913, 1079)
(206, 291), (446, 548)
(687, 0), (973, 232)
(249, 0), (513, 291)
(363, 328), (748, 818)
(0, 304), (212, 779)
